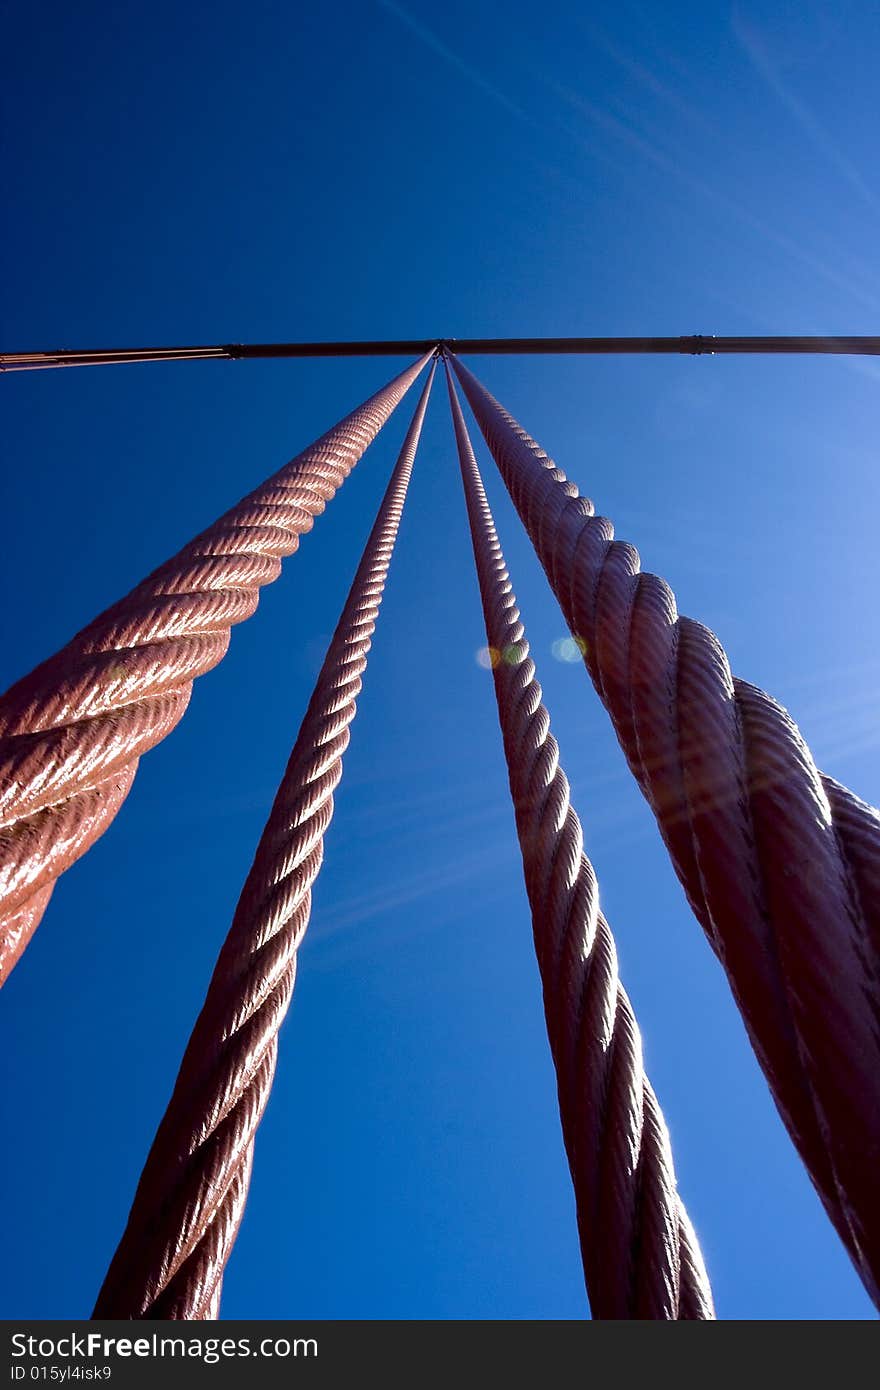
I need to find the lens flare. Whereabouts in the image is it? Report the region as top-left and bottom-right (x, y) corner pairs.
(551, 635), (587, 663)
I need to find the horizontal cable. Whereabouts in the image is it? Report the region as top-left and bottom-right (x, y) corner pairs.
(2, 335), (880, 371)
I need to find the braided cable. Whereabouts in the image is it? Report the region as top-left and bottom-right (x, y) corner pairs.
(92, 363), (436, 1319)
(446, 366), (713, 1319)
(451, 355), (880, 1306)
(0, 352), (434, 984)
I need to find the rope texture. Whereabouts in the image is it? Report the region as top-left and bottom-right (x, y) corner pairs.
(0, 354), (432, 984)
(451, 355), (880, 1307)
(447, 368), (713, 1319)
(93, 364), (436, 1319)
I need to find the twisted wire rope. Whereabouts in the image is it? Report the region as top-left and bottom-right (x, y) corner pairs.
(450, 354), (880, 1306)
(0, 352), (433, 983)
(446, 365), (713, 1320)
(92, 363), (436, 1319)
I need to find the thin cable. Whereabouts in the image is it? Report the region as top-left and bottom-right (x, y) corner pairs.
(3, 334), (880, 370)
(446, 363), (713, 1319)
(93, 363), (436, 1319)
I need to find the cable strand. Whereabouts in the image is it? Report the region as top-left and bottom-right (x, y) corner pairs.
(451, 353), (880, 1307)
(446, 364), (713, 1320)
(0, 353), (433, 983)
(92, 364), (436, 1319)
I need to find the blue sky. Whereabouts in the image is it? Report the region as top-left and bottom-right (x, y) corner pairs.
(2, 0), (879, 1320)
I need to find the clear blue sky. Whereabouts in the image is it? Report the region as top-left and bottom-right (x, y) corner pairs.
(2, 0), (879, 1320)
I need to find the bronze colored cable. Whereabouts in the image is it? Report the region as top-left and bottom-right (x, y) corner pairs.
(93, 364), (436, 1319)
(0, 353), (433, 983)
(450, 354), (880, 1308)
(446, 365), (713, 1319)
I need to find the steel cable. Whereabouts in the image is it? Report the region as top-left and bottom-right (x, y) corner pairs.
(446, 366), (713, 1319)
(93, 363), (436, 1319)
(4, 335), (880, 372)
(0, 353), (433, 983)
(450, 354), (880, 1307)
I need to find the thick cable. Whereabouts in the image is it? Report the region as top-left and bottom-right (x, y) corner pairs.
(450, 354), (880, 1307)
(0, 353), (433, 983)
